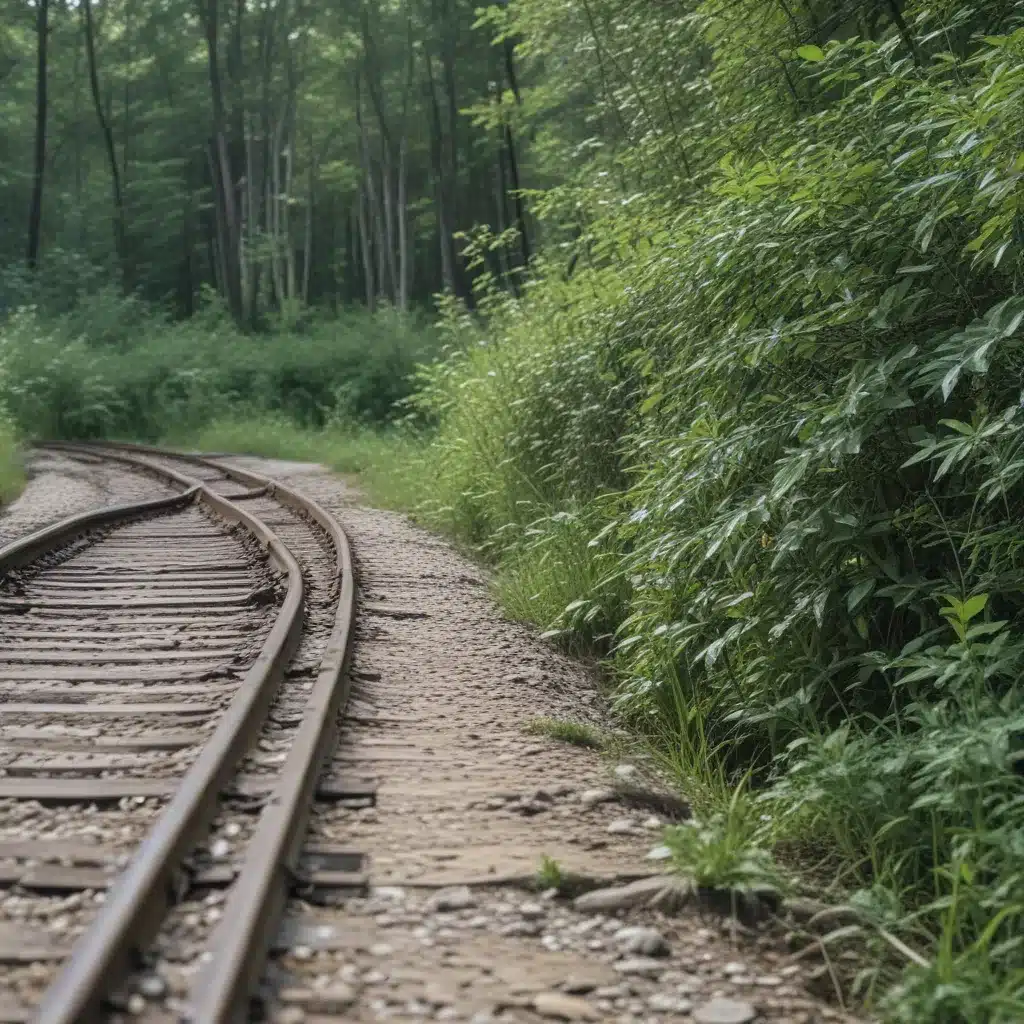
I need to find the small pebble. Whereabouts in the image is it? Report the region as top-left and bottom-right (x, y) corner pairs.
(137, 975), (166, 999)
(533, 991), (600, 1021)
(648, 992), (692, 1013)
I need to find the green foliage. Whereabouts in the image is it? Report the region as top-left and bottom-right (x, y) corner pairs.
(0, 293), (438, 443)
(536, 854), (565, 892)
(0, 419), (23, 506)
(664, 781), (784, 896)
(390, 2), (1024, 1018)
(524, 717), (605, 749)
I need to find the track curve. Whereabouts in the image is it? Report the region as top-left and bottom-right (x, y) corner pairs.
(0, 443), (356, 1023)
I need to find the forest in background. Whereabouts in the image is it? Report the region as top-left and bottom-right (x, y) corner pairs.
(3, 1), (1024, 1020)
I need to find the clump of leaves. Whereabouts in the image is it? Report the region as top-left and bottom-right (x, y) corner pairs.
(525, 716), (605, 749)
(663, 781), (784, 897)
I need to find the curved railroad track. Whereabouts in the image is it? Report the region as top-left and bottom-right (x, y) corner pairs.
(0, 443), (357, 1023)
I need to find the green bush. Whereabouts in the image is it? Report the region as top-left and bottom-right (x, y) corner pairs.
(0, 420), (24, 506)
(0, 292), (437, 442)
(394, 6), (1024, 1019)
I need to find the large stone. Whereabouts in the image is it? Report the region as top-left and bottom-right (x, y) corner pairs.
(310, 984), (357, 1013)
(573, 874), (692, 913)
(606, 818), (636, 834)
(533, 992), (600, 1021)
(613, 925), (670, 957)
(428, 885), (476, 912)
(692, 997), (757, 1024)
(580, 788), (615, 808)
(613, 957), (667, 979)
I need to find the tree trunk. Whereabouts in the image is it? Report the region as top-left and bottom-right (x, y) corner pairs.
(26, 0), (49, 269)
(302, 145), (313, 305)
(397, 135), (409, 311)
(501, 40), (530, 269)
(424, 52), (455, 293)
(357, 192), (374, 310)
(199, 0), (243, 320)
(82, 0), (127, 282)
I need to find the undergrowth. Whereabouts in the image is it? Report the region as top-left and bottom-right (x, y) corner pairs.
(372, 5), (1024, 1020)
(0, 290), (437, 442)
(0, 420), (23, 506)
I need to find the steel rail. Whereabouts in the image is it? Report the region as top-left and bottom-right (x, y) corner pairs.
(25, 445), (307, 1024)
(0, 489), (199, 573)
(40, 441), (358, 1023)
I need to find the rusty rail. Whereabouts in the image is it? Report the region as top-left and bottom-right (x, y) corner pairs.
(26, 441), (356, 1023)
(18, 445), (305, 1024)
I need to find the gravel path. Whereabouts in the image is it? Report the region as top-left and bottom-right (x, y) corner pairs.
(217, 459), (863, 1024)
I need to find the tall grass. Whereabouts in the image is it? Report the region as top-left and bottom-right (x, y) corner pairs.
(177, 413), (425, 510)
(0, 421), (24, 506)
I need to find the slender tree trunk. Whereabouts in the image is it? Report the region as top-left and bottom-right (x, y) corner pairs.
(26, 0), (49, 269)
(501, 41), (530, 269)
(302, 145), (313, 304)
(241, 114), (256, 322)
(199, 0), (243, 319)
(82, 0), (127, 281)
(269, 123), (284, 304)
(284, 137), (296, 304)
(381, 149), (398, 303)
(357, 192), (374, 310)
(424, 52), (454, 293)
(397, 135), (409, 311)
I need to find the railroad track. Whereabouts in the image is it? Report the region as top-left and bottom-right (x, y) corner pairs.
(0, 443), (359, 1023)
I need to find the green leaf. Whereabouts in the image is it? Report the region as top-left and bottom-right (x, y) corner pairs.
(796, 45), (825, 62)
(847, 579), (875, 613)
(640, 392), (664, 414)
(962, 594), (988, 621)
(941, 364), (961, 400)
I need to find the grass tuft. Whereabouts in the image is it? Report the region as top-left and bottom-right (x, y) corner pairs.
(525, 716), (605, 749)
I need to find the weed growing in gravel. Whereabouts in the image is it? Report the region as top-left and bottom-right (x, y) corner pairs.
(525, 717), (604, 749)
(663, 782), (784, 898)
(536, 855), (565, 893)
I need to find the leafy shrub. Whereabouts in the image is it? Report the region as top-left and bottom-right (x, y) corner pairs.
(0, 293), (438, 441)
(395, 4), (1024, 1018)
